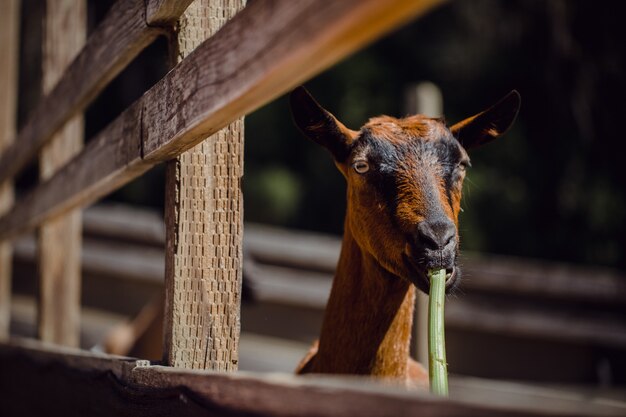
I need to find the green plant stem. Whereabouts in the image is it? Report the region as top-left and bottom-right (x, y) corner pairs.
(428, 268), (448, 396)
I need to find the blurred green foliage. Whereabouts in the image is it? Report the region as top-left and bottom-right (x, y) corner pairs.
(243, 0), (626, 268)
(92, 0), (625, 269)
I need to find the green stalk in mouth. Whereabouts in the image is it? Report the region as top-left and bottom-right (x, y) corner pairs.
(428, 268), (448, 396)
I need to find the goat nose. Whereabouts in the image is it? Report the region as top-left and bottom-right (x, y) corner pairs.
(416, 220), (456, 250)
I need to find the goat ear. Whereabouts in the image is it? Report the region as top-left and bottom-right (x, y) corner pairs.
(450, 90), (521, 150)
(289, 86), (355, 162)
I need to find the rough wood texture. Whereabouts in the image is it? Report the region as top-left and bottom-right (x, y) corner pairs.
(141, 0), (443, 162)
(163, 0), (245, 371)
(0, 0), (165, 184)
(3, 339), (620, 417)
(0, 0), (19, 339)
(0, 102), (150, 240)
(0, 0), (193, 189)
(37, 0), (86, 347)
(0, 0), (443, 241)
(147, 0), (195, 26)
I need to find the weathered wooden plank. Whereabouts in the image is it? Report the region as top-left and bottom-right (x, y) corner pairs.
(163, 0), (245, 371)
(244, 223), (340, 272)
(83, 204), (165, 247)
(14, 234), (164, 288)
(0, 0), (170, 184)
(37, 0), (86, 347)
(245, 224), (626, 305)
(0, 102), (150, 240)
(146, 0), (195, 26)
(76, 207), (626, 307)
(0, 0), (19, 339)
(141, 0), (443, 161)
(10, 294), (133, 350)
(0, 0), (442, 244)
(3, 338), (621, 417)
(461, 254), (626, 305)
(446, 296), (626, 349)
(13, 211), (626, 350)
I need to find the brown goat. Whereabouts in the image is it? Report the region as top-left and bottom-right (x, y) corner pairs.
(290, 87), (520, 387)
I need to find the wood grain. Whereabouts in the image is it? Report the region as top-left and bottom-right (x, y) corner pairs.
(37, 0), (86, 347)
(0, 0), (443, 241)
(141, 0), (443, 162)
(162, 0), (245, 371)
(0, 102), (150, 240)
(0, 0), (19, 339)
(146, 0), (195, 26)
(3, 338), (619, 417)
(0, 0), (165, 184)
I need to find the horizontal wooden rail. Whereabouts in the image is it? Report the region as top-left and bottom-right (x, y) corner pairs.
(0, 0), (193, 185)
(0, 102), (149, 240)
(2, 338), (622, 416)
(446, 297), (626, 349)
(242, 224), (626, 305)
(11, 204), (626, 349)
(0, 0), (443, 241)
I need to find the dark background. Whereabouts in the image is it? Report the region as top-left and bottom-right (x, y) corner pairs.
(242, 0), (626, 270)
(17, 0), (626, 268)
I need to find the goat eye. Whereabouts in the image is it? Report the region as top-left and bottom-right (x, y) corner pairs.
(353, 161), (369, 174)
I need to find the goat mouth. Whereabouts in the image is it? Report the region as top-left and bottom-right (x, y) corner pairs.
(402, 253), (459, 295)
(442, 266), (459, 289)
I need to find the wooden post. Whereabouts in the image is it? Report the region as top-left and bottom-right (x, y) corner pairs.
(163, 0), (245, 370)
(37, 0), (86, 346)
(0, 0), (20, 339)
(405, 82), (443, 367)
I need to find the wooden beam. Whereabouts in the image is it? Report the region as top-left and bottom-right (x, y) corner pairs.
(244, 224), (626, 305)
(82, 204), (165, 247)
(0, 0), (193, 185)
(0, 0), (443, 241)
(36, 0), (86, 347)
(11, 205), (626, 350)
(243, 223), (340, 272)
(0, 0), (19, 339)
(0, 102), (150, 240)
(461, 254), (626, 305)
(141, 0), (443, 161)
(146, 0), (195, 26)
(162, 0), (245, 370)
(446, 296), (626, 349)
(3, 338), (621, 417)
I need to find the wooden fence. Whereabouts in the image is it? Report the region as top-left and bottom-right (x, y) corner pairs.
(0, 1), (623, 416)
